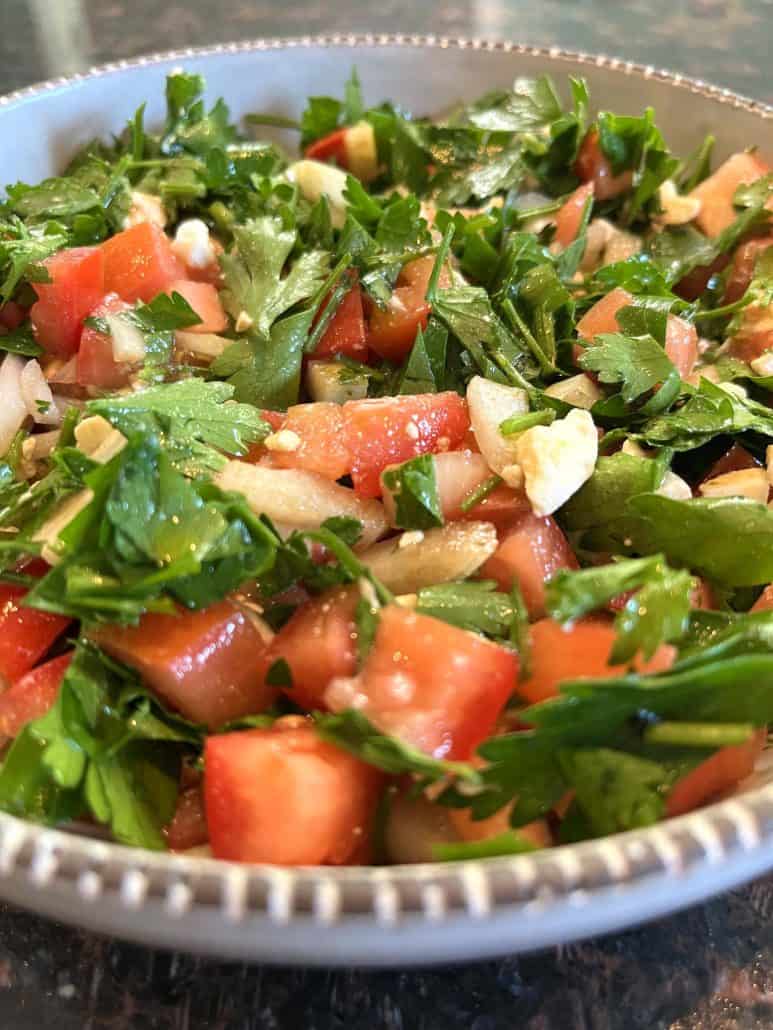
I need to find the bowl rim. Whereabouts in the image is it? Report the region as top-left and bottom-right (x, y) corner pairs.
(0, 33), (772, 953)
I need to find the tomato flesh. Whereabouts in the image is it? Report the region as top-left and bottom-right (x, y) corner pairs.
(325, 605), (518, 759)
(518, 618), (676, 705)
(204, 721), (382, 864)
(574, 129), (633, 201)
(367, 256), (448, 363)
(554, 182), (594, 248)
(31, 246), (106, 357)
(343, 391), (470, 497)
(0, 652), (73, 738)
(93, 602), (277, 729)
(479, 511), (578, 619)
(77, 292), (134, 389)
(0, 302), (26, 331)
(266, 402), (351, 481)
(666, 729), (766, 817)
(168, 279), (228, 333)
(724, 236), (773, 304)
(690, 152), (771, 238)
(312, 282), (368, 361)
(164, 785), (208, 851)
(266, 586), (360, 712)
(0, 584), (71, 684)
(101, 222), (184, 303)
(305, 127), (349, 166)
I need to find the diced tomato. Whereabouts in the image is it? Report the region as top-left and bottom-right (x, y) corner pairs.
(343, 392), (470, 497)
(554, 182), (594, 248)
(325, 605), (518, 759)
(101, 222), (184, 303)
(312, 282), (368, 361)
(675, 255), (729, 302)
(0, 652), (73, 738)
(666, 729), (766, 817)
(262, 402), (351, 480)
(305, 127), (349, 166)
(479, 511), (578, 619)
(449, 805), (553, 849)
(727, 304), (773, 363)
(665, 314), (699, 379)
(0, 584), (71, 684)
(690, 151), (771, 238)
(752, 584), (773, 612)
(167, 279), (228, 333)
(724, 236), (773, 303)
(701, 443), (760, 485)
(30, 247), (106, 357)
(92, 602), (277, 729)
(577, 287), (698, 378)
(574, 129), (634, 202)
(76, 293), (134, 389)
(367, 255), (451, 363)
(164, 785), (209, 851)
(0, 302), (26, 331)
(204, 720), (383, 864)
(517, 617), (676, 705)
(266, 586), (360, 711)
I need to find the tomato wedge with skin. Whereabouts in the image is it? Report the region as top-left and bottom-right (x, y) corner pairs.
(553, 182), (594, 248)
(312, 281), (368, 361)
(0, 652), (73, 738)
(77, 293), (134, 389)
(518, 617), (676, 705)
(574, 129), (633, 202)
(204, 720), (383, 864)
(325, 605), (519, 760)
(343, 391), (470, 498)
(367, 255), (450, 363)
(0, 583), (71, 684)
(479, 511), (578, 620)
(305, 127), (349, 166)
(164, 785), (209, 851)
(92, 602), (277, 729)
(265, 586), (360, 712)
(30, 246), (106, 357)
(167, 279), (228, 333)
(101, 222), (184, 303)
(724, 236), (773, 303)
(666, 729), (767, 817)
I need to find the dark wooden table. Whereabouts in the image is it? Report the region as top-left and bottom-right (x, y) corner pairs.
(1, 2), (772, 1026)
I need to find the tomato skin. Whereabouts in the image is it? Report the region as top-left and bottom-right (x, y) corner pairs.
(690, 152), (771, 238)
(31, 247), (106, 357)
(0, 652), (73, 738)
(479, 511), (578, 619)
(574, 129), (633, 201)
(665, 314), (699, 380)
(449, 806), (553, 850)
(343, 392), (470, 497)
(675, 255), (729, 302)
(267, 402), (351, 481)
(167, 279), (227, 333)
(164, 785), (208, 851)
(204, 722), (383, 864)
(752, 584), (773, 612)
(305, 127), (349, 166)
(0, 584), (71, 684)
(666, 729), (766, 817)
(701, 443), (760, 485)
(727, 304), (773, 362)
(101, 223), (184, 303)
(0, 302), (26, 331)
(325, 605), (518, 760)
(265, 586), (360, 712)
(518, 618), (676, 705)
(312, 282), (368, 361)
(554, 182), (594, 248)
(724, 236), (773, 304)
(93, 602), (277, 729)
(367, 256), (449, 363)
(77, 293), (134, 389)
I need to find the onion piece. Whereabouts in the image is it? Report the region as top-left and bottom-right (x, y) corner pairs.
(358, 521), (498, 594)
(106, 313), (145, 364)
(0, 354), (29, 456)
(383, 791), (460, 864)
(382, 449), (494, 527)
(466, 377), (528, 475)
(214, 460), (387, 547)
(175, 330), (231, 360)
(20, 359), (60, 425)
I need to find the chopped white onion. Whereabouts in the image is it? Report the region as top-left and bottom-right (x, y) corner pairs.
(175, 330), (231, 359)
(0, 354), (29, 456)
(466, 376), (529, 475)
(106, 313), (145, 364)
(20, 359), (60, 425)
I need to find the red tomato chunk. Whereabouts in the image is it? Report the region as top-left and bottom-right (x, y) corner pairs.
(312, 282), (368, 361)
(0, 584), (70, 684)
(0, 652), (73, 738)
(205, 722), (382, 864)
(101, 222), (184, 303)
(666, 729), (766, 817)
(77, 293), (134, 389)
(31, 246), (105, 357)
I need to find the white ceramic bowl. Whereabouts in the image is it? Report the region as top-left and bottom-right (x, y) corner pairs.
(1, 35), (772, 967)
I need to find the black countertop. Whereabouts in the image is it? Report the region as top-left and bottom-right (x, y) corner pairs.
(1, 2), (773, 1027)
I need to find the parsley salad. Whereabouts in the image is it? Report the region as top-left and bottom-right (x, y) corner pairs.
(0, 71), (771, 866)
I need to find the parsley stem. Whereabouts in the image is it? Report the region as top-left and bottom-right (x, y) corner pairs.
(424, 223), (455, 305)
(459, 474), (502, 513)
(305, 257), (354, 354)
(694, 296), (752, 322)
(245, 112), (301, 130)
(501, 299), (554, 377)
(488, 348), (534, 393)
(644, 721), (756, 748)
(499, 409), (555, 436)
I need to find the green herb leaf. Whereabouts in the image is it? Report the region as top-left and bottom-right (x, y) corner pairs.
(381, 455), (443, 530)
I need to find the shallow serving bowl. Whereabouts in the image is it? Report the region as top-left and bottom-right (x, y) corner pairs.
(1, 35), (773, 966)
